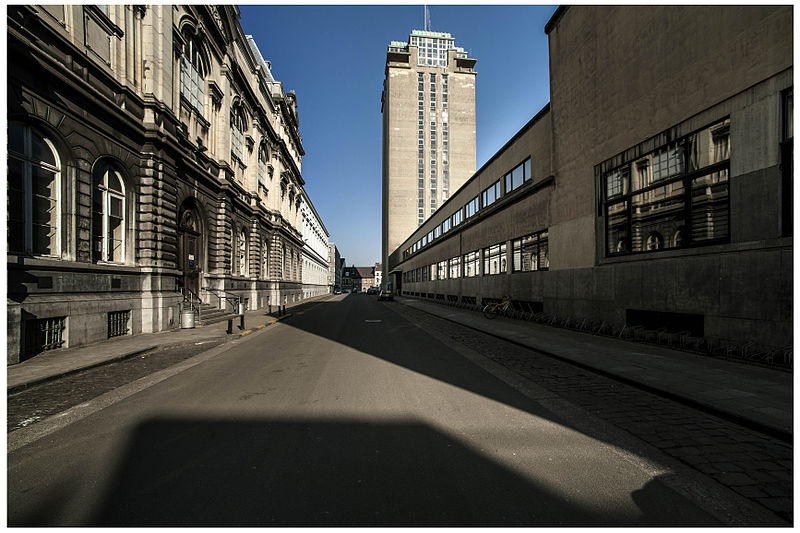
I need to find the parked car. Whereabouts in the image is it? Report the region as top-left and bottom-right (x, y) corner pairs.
(378, 290), (394, 301)
(367, 287), (378, 295)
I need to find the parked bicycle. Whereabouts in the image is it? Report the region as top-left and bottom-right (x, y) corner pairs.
(483, 296), (512, 319)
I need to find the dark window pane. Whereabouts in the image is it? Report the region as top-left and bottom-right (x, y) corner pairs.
(607, 201), (629, 254)
(8, 123), (24, 154)
(107, 171), (123, 193)
(8, 221), (25, 252)
(32, 166), (57, 197)
(691, 169), (729, 243)
(30, 132), (56, 167)
(8, 157), (25, 191)
(32, 223), (56, 255)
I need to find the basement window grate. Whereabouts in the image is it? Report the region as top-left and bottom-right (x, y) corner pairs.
(25, 316), (66, 355)
(108, 310), (130, 338)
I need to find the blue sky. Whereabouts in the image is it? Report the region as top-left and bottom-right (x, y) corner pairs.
(240, 3), (557, 266)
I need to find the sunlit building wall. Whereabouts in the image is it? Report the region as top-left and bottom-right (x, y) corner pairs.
(388, 5), (793, 350)
(6, 5), (328, 363)
(381, 29), (477, 289)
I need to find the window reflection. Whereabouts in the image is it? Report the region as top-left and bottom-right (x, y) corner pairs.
(602, 118), (730, 255)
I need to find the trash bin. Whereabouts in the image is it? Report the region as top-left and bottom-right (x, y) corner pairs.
(238, 303), (246, 315)
(181, 309), (195, 329)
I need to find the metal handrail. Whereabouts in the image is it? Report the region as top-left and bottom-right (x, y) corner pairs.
(202, 286), (241, 313)
(179, 287), (203, 324)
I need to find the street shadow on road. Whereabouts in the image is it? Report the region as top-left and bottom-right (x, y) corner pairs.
(75, 416), (712, 527)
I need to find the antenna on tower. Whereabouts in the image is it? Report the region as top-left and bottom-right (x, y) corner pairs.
(424, 5), (430, 31)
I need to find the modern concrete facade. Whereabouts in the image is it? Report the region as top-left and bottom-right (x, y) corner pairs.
(300, 191), (331, 299)
(388, 5), (792, 351)
(7, 5), (329, 363)
(381, 29), (477, 289)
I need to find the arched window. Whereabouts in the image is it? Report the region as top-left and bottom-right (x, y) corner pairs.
(257, 144), (268, 188)
(8, 123), (61, 256)
(180, 29), (206, 113)
(238, 228), (247, 276)
(672, 228), (685, 248)
(646, 232), (664, 251)
(92, 162), (126, 263)
(230, 103), (246, 162)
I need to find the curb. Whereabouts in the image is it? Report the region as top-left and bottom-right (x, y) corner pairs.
(236, 313), (292, 337)
(399, 299), (793, 444)
(7, 313), (293, 395)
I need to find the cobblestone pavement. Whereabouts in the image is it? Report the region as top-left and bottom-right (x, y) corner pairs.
(391, 304), (793, 524)
(7, 339), (228, 433)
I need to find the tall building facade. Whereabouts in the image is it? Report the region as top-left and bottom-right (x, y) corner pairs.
(388, 5), (792, 354)
(6, 5), (329, 363)
(381, 29), (477, 288)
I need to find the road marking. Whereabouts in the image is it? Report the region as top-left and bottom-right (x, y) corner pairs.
(365, 320), (382, 323)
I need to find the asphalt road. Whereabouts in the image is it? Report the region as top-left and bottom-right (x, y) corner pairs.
(8, 294), (734, 526)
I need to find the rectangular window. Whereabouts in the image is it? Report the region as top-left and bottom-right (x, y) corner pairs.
(481, 180), (502, 208)
(482, 243), (507, 275)
(512, 231), (549, 272)
(452, 208), (463, 227)
(430, 264), (437, 281)
(601, 118), (730, 256)
(448, 256), (461, 279)
(504, 157), (531, 193)
(463, 250), (480, 277)
(443, 218), (451, 233)
(437, 260), (448, 280)
(465, 195), (479, 218)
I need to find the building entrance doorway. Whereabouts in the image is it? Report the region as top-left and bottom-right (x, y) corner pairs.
(178, 207), (203, 297)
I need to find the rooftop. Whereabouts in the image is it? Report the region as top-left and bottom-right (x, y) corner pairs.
(410, 29), (454, 40)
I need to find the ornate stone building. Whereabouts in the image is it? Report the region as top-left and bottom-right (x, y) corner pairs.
(7, 5), (323, 363)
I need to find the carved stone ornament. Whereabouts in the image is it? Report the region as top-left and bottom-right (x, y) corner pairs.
(209, 6), (225, 34)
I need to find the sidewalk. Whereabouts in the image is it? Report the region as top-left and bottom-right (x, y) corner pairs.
(396, 296), (793, 441)
(7, 306), (290, 393)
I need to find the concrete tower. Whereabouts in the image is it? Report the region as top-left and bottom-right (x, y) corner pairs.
(381, 29), (477, 288)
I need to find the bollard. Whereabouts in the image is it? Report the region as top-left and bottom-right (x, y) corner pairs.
(240, 314), (245, 330)
(226, 318), (233, 335)
(282, 304), (286, 316)
(268, 304), (272, 315)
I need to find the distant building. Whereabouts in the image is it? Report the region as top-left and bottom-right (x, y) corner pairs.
(328, 243), (342, 292)
(300, 192), (330, 299)
(388, 5), (792, 351)
(374, 263), (382, 289)
(381, 29), (477, 291)
(342, 266), (376, 292)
